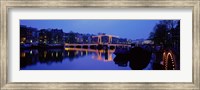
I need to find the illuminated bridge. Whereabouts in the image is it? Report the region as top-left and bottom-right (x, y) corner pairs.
(65, 43), (131, 49)
(65, 34), (132, 49)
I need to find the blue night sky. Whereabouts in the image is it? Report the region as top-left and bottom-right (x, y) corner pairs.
(20, 20), (160, 40)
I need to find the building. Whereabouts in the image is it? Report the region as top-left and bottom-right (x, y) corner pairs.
(142, 40), (154, 45)
(118, 38), (128, 44)
(39, 29), (50, 44)
(39, 29), (64, 45)
(20, 25), (39, 45)
(49, 29), (64, 44)
(92, 36), (98, 44)
(76, 34), (83, 44)
(132, 39), (144, 46)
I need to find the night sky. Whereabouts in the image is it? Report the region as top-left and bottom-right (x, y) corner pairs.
(20, 20), (160, 40)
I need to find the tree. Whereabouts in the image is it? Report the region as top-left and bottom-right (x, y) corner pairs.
(172, 20), (180, 49)
(149, 20), (180, 48)
(148, 32), (155, 40)
(150, 22), (168, 45)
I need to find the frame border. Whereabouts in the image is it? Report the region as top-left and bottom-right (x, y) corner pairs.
(1, 0), (199, 89)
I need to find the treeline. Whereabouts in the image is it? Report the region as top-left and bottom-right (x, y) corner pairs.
(149, 20), (180, 49)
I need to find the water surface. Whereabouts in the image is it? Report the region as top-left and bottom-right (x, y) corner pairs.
(20, 48), (132, 70)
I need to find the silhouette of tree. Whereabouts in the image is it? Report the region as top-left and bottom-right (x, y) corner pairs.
(149, 20), (180, 48)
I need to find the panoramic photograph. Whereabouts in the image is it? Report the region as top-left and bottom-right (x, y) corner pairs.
(20, 20), (180, 70)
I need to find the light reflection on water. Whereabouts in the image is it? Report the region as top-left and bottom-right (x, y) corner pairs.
(20, 48), (131, 70)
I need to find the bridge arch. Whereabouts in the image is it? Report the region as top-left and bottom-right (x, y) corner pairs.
(163, 50), (176, 70)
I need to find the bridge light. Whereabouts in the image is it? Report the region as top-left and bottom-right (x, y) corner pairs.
(65, 48), (69, 51)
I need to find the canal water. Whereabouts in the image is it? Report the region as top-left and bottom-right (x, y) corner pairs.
(20, 48), (132, 70)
